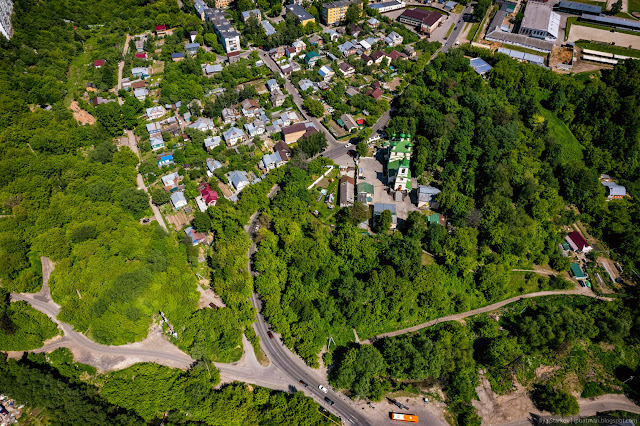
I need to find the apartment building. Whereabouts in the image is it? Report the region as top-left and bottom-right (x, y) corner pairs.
(322, 0), (362, 25)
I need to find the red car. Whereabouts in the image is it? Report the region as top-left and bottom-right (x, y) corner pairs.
(268, 331), (274, 339)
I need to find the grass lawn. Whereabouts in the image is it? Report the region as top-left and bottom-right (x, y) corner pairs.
(446, 23), (455, 38)
(576, 40), (640, 58)
(472, 5), (497, 42)
(574, 70), (601, 82)
(64, 37), (95, 106)
(629, 0), (640, 13)
(539, 107), (584, 165)
(466, 22), (479, 41)
(453, 3), (465, 13)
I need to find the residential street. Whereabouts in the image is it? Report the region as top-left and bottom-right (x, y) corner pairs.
(258, 49), (339, 146)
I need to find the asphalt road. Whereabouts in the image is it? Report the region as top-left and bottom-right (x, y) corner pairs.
(257, 49), (339, 146)
(442, 5), (473, 53)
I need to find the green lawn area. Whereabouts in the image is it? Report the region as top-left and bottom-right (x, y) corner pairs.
(573, 70), (601, 82)
(446, 23), (455, 38)
(453, 3), (465, 13)
(471, 5), (497, 42)
(466, 22), (479, 41)
(539, 107), (584, 165)
(576, 40), (640, 58)
(64, 37), (95, 106)
(629, 0), (640, 13)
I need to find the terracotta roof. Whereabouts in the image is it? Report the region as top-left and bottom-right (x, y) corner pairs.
(387, 50), (402, 60)
(368, 87), (382, 99)
(155, 25), (166, 31)
(132, 80), (146, 89)
(340, 175), (355, 185)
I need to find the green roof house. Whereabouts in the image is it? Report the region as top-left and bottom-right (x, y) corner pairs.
(570, 263), (586, 279)
(304, 51), (320, 68)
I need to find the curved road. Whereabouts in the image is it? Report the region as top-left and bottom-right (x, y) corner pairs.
(363, 286), (609, 343)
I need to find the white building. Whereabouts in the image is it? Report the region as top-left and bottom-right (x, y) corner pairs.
(519, 3), (561, 41)
(223, 126), (246, 145)
(204, 136), (221, 151)
(171, 191), (188, 209)
(146, 106), (166, 120)
(205, 8), (241, 53)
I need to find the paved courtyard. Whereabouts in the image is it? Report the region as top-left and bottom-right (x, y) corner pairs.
(358, 152), (419, 223)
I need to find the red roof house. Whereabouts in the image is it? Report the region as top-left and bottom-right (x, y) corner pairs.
(198, 182), (218, 206)
(356, 118), (365, 125)
(94, 59), (105, 68)
(567, 231), (592, 253)
(155, 25), (166, 36)
(367, 87), (382, 100)
(135, 53), (146, 59)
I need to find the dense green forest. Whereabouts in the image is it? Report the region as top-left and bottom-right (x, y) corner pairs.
(328, 296), (640, 424)
(385, 47), (640, 273)
(0, 349), (335, 425)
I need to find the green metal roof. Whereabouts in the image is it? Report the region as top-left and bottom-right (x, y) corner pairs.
(305, 51), (319, 63)
(570, 263), (585, 279)
(357, 182), (374, 194)
(427, 213), (440, 224)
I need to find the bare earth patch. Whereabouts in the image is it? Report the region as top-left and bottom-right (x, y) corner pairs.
(69, 101), (96, 126)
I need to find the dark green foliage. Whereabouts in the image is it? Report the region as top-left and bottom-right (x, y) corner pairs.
(330, 345), (386, 400)
(295, 132), (327, 157)
(0, 355), (142, 425)
(151, 188), (171, 205)
(376, 209), (392, 232)
(118, 188), (149, 218)
(531, 383), (579, 416)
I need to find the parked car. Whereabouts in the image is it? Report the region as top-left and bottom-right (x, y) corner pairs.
(319, 385), (328, 393)
(299, 380), (309, 387)
(324, 397), (335, 406)
(267, 331), (274, 338)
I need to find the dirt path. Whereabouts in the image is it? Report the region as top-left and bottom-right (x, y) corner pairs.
(127, 130), (168, 231)
(362, 286), (608, 344)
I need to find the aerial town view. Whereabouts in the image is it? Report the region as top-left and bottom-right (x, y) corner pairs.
(0, 0), (640, 424)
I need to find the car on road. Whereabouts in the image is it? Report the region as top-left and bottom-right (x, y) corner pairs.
(324, 397), (335, 406)
(318, 385), (328, 393)
(299, 380), (308, 387)
(345, 143), (352, 148)
(267, 331), (274, 339)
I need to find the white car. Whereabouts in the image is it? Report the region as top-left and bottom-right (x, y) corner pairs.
(344, 143), (352, 148)
(319, 385), (328, 393)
